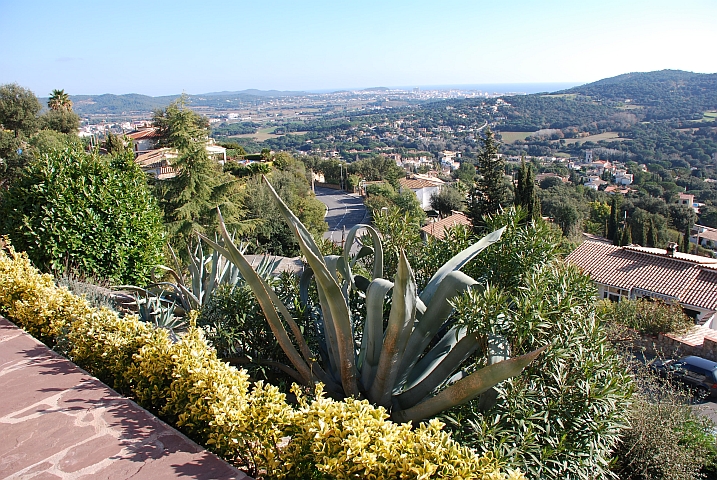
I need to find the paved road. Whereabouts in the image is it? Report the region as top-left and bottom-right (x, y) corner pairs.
(314, 186), (368, 245)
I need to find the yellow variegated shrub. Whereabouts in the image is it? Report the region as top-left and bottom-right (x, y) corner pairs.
(0, 244), (525, 480)
(279, 384), (524, 480)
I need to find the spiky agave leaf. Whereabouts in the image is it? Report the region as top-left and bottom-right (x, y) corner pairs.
(261, 175), (359, 398)
(392, 346), (547, 423)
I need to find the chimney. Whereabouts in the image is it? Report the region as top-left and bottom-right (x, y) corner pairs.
(666, 242), (678, 256)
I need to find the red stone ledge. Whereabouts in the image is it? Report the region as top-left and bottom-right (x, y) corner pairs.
(0, 316), (250, 479)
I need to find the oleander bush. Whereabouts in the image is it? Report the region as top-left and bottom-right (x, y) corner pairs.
(0, 243), (523, 480)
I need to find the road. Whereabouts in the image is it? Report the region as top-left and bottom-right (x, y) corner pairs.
(314, 186), (368, 245)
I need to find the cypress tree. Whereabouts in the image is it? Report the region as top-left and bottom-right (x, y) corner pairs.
(620, 226), (632, 246)
(683, 225), (691, 253)
(608, 196), (621, 244)
(514, 157), (539, 221)
(647, 220), (658, 248)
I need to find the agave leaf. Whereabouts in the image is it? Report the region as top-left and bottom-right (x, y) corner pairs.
(367, 251), (417, 407)
(199, 218), (336, 390)
(392, 346), (546, 424)
(394, 331), (481, 410)
(343, 224), (383, 280)
(402, 325), (468, 391)
(298, 267), (314, 307)
(358, 278), (393, 391)
(398, 271), (478, 387)
(420, 227), (504, 305)
(262, 176), (359, 397)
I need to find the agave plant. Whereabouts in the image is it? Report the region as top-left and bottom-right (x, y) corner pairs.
(200, 176), (544, 423)
(118, 235), (281, 315)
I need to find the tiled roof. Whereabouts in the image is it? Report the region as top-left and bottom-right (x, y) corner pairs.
(566, 240), (717, 311)
(421, 212), (472, 239)
(135, 148), (175, 169)
(399, 177), (443, 190)
(127, 128), (160, 140)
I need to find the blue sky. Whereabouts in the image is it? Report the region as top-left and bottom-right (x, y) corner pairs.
(1, 0), (715, 96)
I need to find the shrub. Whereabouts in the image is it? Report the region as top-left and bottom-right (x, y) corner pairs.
(612, 364), (717, 479)
(598, 298), (694, 335)
(392, 209), (632, 480)
(0, 146), (164, 284)
(0, 243), (518, 480)
(447, 262), (632, 479)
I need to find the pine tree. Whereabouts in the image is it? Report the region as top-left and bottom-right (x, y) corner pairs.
(468, 129), (508, 228)
(154, 97), (248, 258)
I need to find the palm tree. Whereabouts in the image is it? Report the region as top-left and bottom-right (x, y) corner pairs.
(48, 89), (72, 111)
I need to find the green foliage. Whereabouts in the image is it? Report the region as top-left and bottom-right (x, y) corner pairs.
(430, 185), (465, 217)
(469, 129), (510, 226)
(348, 154), (405, 189)
(514, 159), (539, 221)
(0, 245), (518, 480)
(598, 298), (694, 335)
(153, 97), (248, 258)
(0, 83), (41, 138)
(29, 129), (82, 153)
(384, 208), (630, 479)
(47, 89), (72, 111)
(446, 261), (632, 479)
(241, 159), (327, 256)
(204, 178), (542, 424)
(0, 146), (164, 284)
(365, 181), (426, 222)
(102, 132), (131, 156)
(224, 160), (271, 177)
(38, 108), (80, 134)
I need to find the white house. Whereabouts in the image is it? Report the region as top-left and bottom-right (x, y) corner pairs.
(399, 176), (445, 210)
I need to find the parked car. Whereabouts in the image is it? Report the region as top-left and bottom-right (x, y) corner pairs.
(651, 355), (717, 400)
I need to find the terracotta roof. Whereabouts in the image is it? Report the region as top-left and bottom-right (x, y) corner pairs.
(127, 128), (160, 140)
(421, 212), (472, 239)
(399, 177), (443, 190)
(566, 240), (717, 311)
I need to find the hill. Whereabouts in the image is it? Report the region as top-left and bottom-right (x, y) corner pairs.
(556, 70), (717, 120)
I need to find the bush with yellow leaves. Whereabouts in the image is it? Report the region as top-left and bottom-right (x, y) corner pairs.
(280, 384), (525, 480)
(0, 243), (524, 480)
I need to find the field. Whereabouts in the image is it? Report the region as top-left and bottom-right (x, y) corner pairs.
(559, 131), (623, 145)
(498, 131), (533, 143)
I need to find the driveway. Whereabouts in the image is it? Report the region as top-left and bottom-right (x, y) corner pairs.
(314, 186), (368, 245)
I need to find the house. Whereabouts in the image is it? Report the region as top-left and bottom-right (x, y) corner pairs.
(567, 238), (717, 327)
(127, 127), (161, 157)
(693, 225), (717, 252)
(398, 175), (445, 210)
(614, 170), (634, 186)
(678, 193), (699, 213)
(135, 148), (177, 180)
(421, 212), (472, 240)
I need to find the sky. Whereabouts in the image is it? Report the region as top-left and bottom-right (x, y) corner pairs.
(1, 0), (716, 97)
